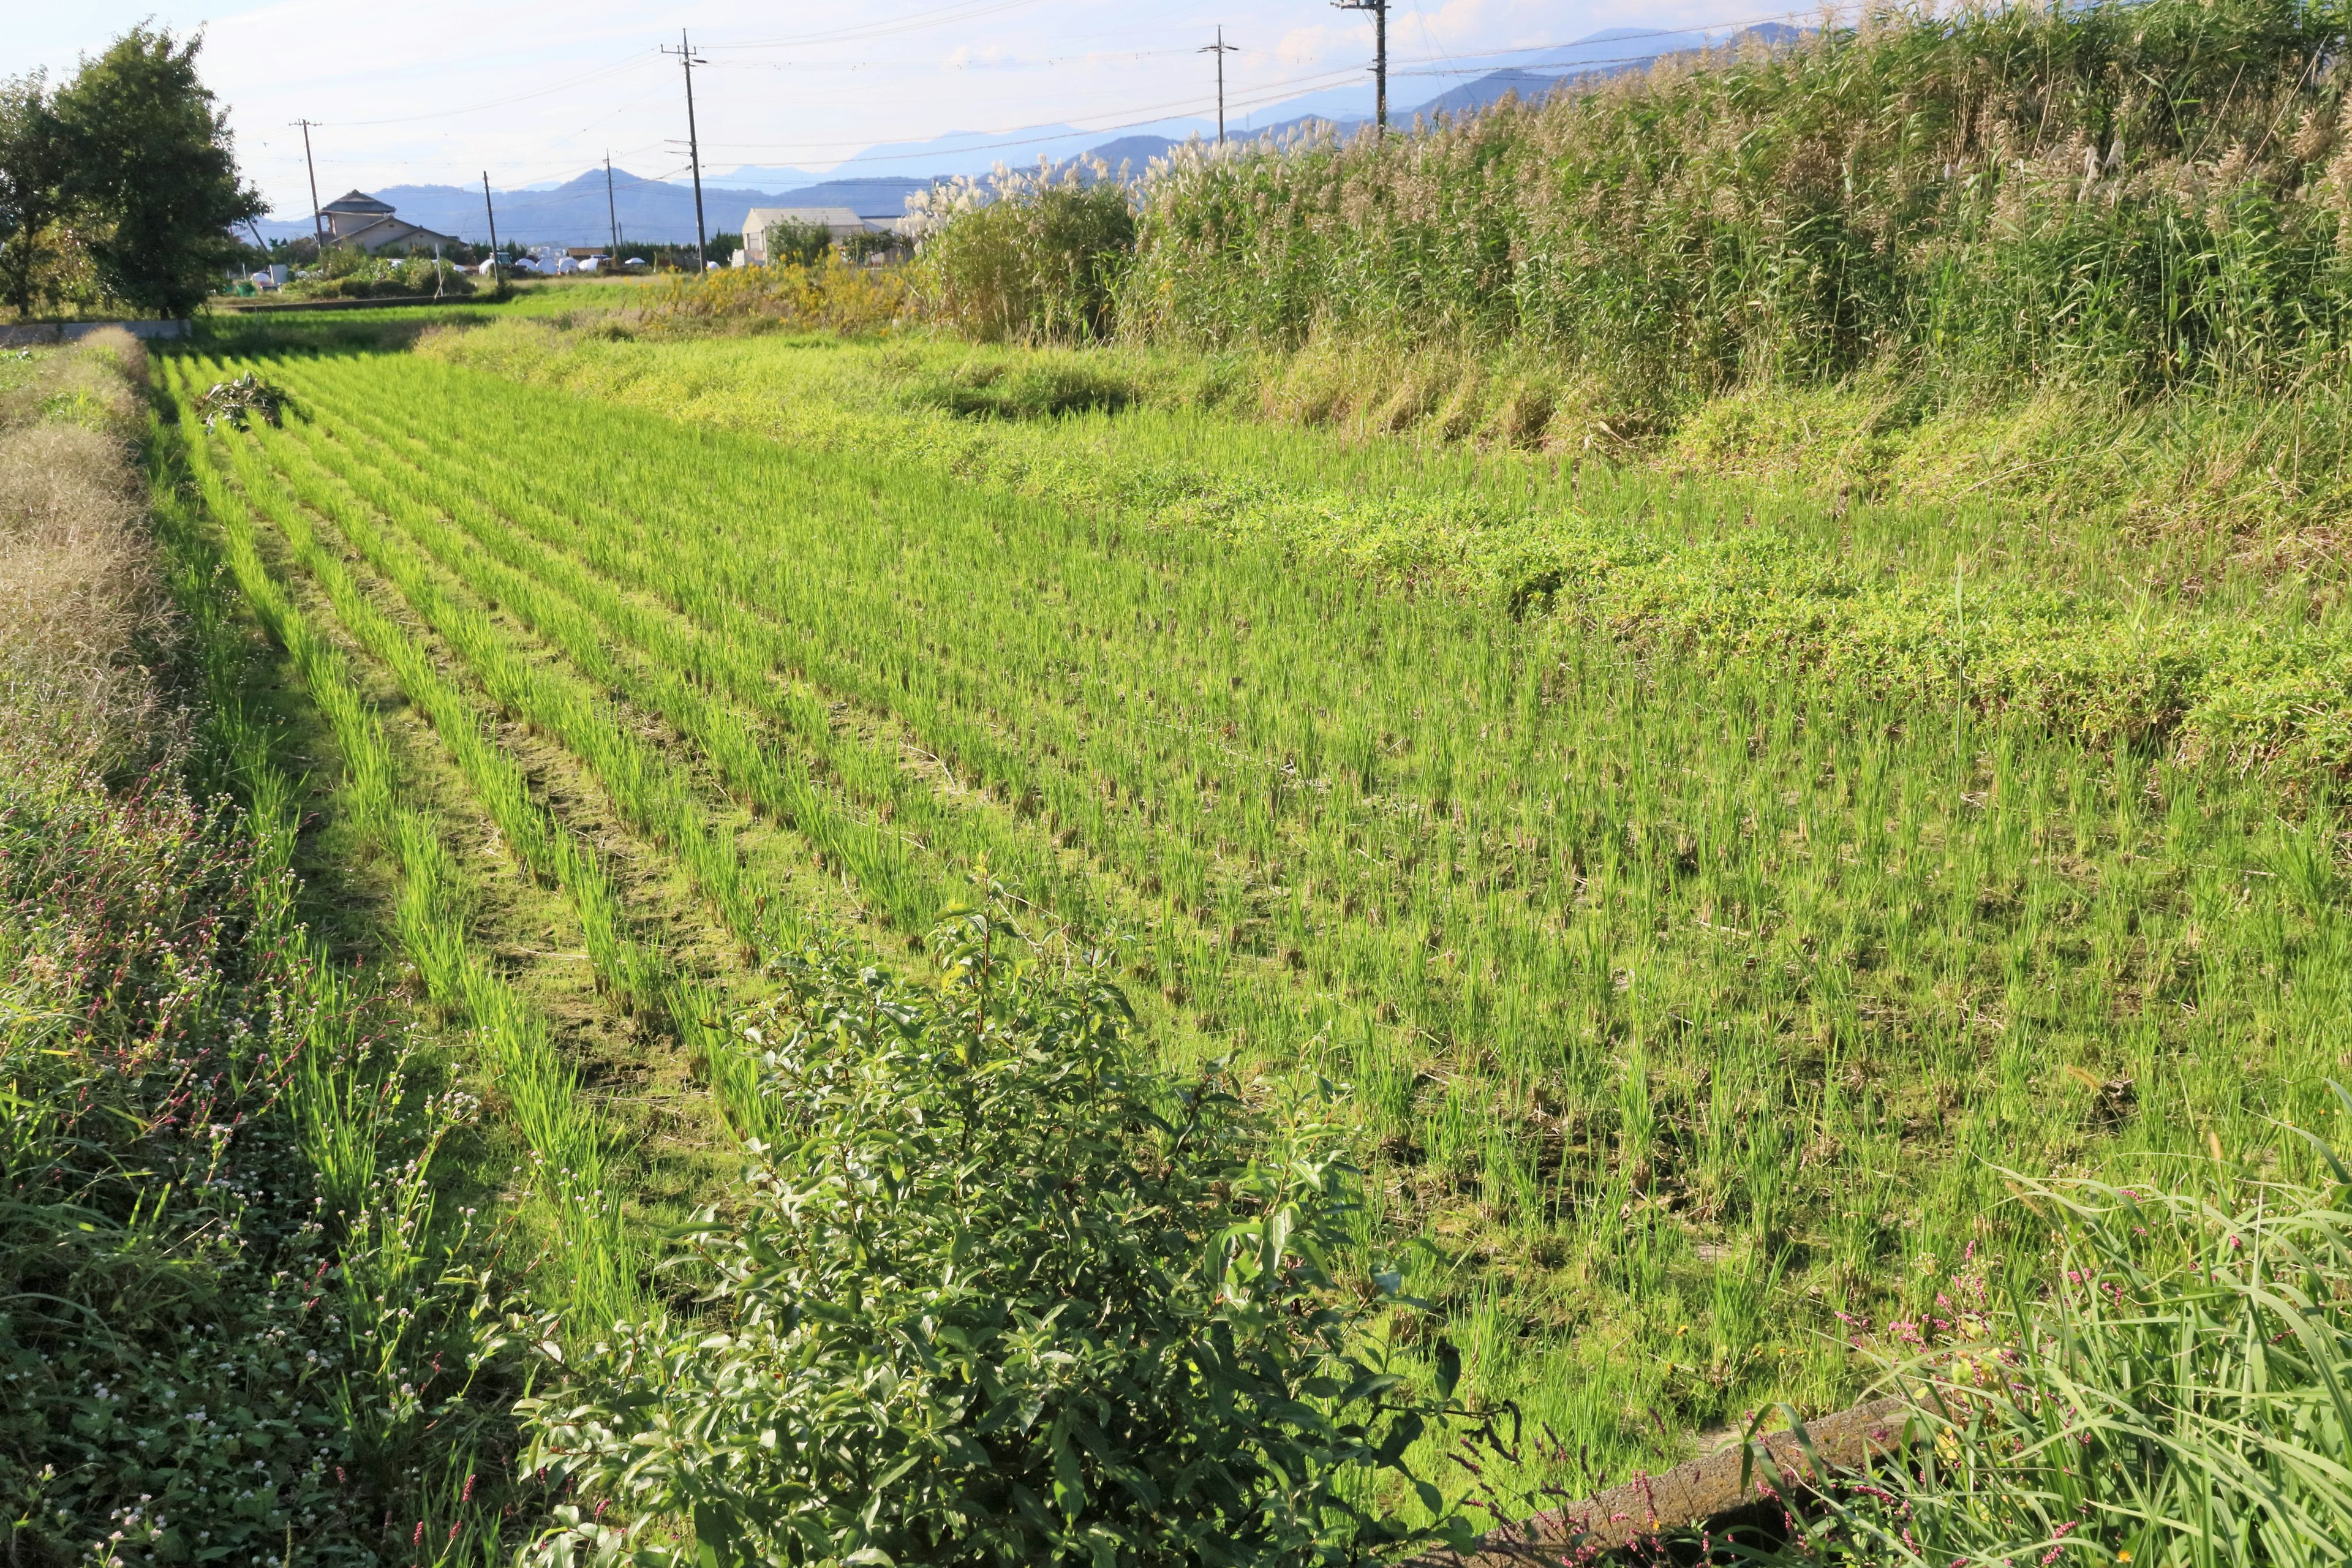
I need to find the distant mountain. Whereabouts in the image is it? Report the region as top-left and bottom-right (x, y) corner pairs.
(755, 176), (933, 219)
(1081, 135), (1179, 172)
(1243, 22), (1803, 136)
(710, 165), (827, 190)
(246, 21), (1809, 244)
(252, 165), (936, 247)
(819, 121), (1211, 179)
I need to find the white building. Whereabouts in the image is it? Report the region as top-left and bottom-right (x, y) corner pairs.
(738, 206), (875, 266)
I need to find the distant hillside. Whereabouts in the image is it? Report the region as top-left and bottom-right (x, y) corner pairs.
(247, 21), (1811, 244)
(1252, 23), (1804, 138)
(254, 167), (935, 247)
(1082, 136), (1179, 172)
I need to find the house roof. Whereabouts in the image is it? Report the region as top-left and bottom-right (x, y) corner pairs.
(337, 214), (461, 249)
(743, 206), (870, 232)
(321, 190), (395, 215)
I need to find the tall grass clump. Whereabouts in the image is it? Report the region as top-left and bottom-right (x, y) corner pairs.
(910, 159), (1136, 342)
(1124, 0), (2352, 416)
(1781, 1120), (2352, 1565)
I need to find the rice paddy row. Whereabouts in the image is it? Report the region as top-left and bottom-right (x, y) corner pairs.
(167, 341), (2352, 1494)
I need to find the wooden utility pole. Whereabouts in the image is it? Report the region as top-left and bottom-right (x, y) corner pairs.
(295, 119), (325, 250)
(481, 172), (505, 296)
(662, 32), (710, 270)
(605, 153), (621, 255)
(1199, 28), (1239, 144)
(1332, 0), (1389, 132)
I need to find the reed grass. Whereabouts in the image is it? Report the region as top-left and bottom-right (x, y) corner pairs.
(1128, 0), (2352, 407)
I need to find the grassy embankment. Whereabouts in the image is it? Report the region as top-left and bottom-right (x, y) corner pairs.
(0, 335), (556, 1563)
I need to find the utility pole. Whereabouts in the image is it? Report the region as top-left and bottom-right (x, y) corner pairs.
(662, 31), (710, 270)
(1199, 28), (1239, 145)
(608, 152), (627, 255)
(294, 119), (325, 251)
(481, 172), (504, 297)
(1332, 0), (1389, 132)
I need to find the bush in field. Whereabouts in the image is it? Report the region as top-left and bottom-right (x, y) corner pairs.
(521, 896), (1485, 1568)
(910, 160), (1136, 342)
(766, 217), (834, 268)
(1119, 0), (2352, 410)
(284, 250), (472, 301)
(1776, 1132), (2352, 1566)
(636, 254), (913, 335)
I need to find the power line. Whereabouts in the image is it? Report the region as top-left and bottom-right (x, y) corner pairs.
(706, 0), (1050, 51)
(311, 52), (655, 129)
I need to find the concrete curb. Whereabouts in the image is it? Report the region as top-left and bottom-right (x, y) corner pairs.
(1, 320), (188, 347)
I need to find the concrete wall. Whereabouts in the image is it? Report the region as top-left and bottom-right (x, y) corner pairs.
(0, 320), (189, 348)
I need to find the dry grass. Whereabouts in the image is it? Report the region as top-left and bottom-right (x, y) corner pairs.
(0, 328), (176, 772)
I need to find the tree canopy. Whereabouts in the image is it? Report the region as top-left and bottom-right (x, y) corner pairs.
(1, 27), (259, 318)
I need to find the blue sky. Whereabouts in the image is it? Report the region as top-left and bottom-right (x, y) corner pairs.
(15, 0), (1788, 215)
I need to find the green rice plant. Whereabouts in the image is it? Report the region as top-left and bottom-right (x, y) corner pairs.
(270, 352), (1103, 933)
(271, 376), (924, 933)
(174, 354), (790, 1148)
(160, 338), (2352, 1504)
(412, 323), (2352, 786)
(224, 399), (776, 961)
(158, 357), (644, 1335)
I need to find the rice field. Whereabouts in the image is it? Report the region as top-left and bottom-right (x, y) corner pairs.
(160, 336), (2352, 1494)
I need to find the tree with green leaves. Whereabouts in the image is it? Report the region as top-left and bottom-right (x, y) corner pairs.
(51, 26), (260, 319)
(0, 72), (66, 317)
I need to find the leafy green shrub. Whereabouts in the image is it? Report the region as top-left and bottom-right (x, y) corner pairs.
(766, 218), (834, 269)
(521, 895), (1485, 1568)
(1776, 1125), (2352, 1565)
(910, 163), (1136, 343)
(285, 252), (472, 301)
